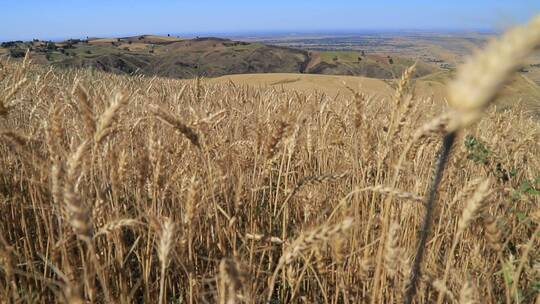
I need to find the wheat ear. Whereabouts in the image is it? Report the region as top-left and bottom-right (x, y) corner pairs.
(63, 141), (92, 240)
(72, 80), (96, 136)
(149, 105), (201, 149)
(158, 218), (175, 304)
(447, 16), (540, 131)
(94, 91), (129, 145)
(384, 222), (402, 278)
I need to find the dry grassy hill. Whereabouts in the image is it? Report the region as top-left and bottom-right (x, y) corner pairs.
(144, 38), (310, 78)
(1, 36), (440, 80)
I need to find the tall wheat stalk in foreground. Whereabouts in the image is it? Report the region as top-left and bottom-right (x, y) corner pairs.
(405, 16), (540, 304)
(0, 16), (539, 304)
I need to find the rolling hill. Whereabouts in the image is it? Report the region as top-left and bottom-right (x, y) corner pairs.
(1, 36), (439, 79)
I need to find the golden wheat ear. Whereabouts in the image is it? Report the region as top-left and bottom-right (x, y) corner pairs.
(94, 90), (129, 145)
(148, 104), (201, 149)
(158, 217), (176, 304)
(447, 16), (540, 131)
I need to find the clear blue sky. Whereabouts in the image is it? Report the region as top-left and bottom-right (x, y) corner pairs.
(1, 1), (539, 41)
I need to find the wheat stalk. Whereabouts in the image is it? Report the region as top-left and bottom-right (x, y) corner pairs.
(149, 105), (201, 149)
(245, 233), (284, 244)
(459, 278), (477, 304)
(483, 215), (503, 251)
(435, 179), (491, 304)
(267, 218), (354, 302)
(158, 218), (176, 304)
(94, 91), (128, 145)
(93, 219), (140, 238)
(277, 172), (349, 216)
(1, 77), (28, 116)
(218, 258), (245, 304)
(63, 141), (92, 240)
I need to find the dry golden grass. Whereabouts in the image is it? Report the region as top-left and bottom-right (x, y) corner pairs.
(211, 73), (394, 100)
(1, 18), (540, 304)
(119, 43), (150, 51)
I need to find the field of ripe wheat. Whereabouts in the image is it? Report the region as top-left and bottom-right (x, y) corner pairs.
(1, 17), (540, 304)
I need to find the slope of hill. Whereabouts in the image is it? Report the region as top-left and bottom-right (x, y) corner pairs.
(306, 51), (439, 79)
(143, 38), (310, 78)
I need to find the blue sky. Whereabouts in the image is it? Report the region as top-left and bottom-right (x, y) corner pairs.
(1, 1), (539, 41)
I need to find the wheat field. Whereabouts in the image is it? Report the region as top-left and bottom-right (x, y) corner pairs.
(1, 18), (540, 304)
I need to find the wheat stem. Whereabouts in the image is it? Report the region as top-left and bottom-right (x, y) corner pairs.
(404, 132), (456, 304)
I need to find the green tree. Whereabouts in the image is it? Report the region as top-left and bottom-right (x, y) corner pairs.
(9, 48), (26, 58)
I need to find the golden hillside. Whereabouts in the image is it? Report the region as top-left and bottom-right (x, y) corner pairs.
(215, 71), (540, 115)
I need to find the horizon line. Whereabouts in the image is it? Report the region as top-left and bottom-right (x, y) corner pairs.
(1, 28), (499, 43)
